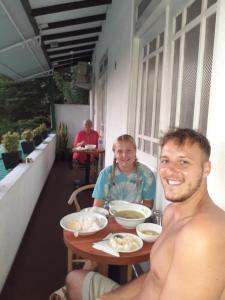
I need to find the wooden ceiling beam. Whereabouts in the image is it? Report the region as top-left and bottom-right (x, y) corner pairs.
(32, 0), (112, 16)
(42, 26), (101, 41)
(45, 36), (98, 49)
(50, 51), (93, 62)
(44, 14), (106, 30)
(48, 44), (95, 56)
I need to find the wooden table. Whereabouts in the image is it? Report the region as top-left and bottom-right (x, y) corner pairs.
(63, 218), (153, 281)
(73, 148), (105, 184)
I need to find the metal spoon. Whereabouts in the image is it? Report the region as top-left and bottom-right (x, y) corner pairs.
(110, 208), (119, 217)
(93, 233), (124, 244)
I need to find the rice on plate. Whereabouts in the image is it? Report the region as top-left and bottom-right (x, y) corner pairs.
(60, 212), (108, 236)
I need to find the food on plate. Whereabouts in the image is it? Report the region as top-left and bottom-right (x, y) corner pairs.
(109, 234), (139, 251)
(140, 229), (160, 237)
(116, 210), (145, 219)
(67, 215), (105, 236)
(67, 220), (81, 230)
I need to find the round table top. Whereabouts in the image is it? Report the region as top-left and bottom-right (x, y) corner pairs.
(63, 218), (153, 265)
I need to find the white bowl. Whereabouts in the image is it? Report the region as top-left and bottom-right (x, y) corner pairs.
(109, 202), (152, 229)
(81, 206), (109, 216)
(60, 211), (108, 235)
(85, 144), (96, 150)
(136, 223), (162, 243)
(109, 200), (130, 209)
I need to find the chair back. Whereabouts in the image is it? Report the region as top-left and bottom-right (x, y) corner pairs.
(67, 184), (95, 211)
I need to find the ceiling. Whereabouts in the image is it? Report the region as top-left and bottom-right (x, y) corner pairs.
(0, 0), (112, 81)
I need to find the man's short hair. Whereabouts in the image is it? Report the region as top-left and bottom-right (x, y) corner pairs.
(160, 128), (211, 158)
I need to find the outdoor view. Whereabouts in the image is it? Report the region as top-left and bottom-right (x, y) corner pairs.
(0, 66), (89, 180)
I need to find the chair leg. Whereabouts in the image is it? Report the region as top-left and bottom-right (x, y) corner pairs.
(127, 265), (133, 282)
(67, 248), (73, 273)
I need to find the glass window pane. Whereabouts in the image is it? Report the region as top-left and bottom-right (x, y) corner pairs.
(154, 52), (163, 138)
(170, 38), (180, 128)
(159, 32), (164, 47)
(144, 57), (156, 136)
(138, 62), (147, 134)
(153, 142), (159, 157)
(138, 138), (142, 150)
(207, 0), (217, 8)
(175, 13), (182, 33)
(149, 38), (156, 54)
(199, 14), (216, 134)
(144, 140), (151, 153)
(180, 25), (200, 128)
(144, 45), (148, 58)
(186, 0), (202, 25)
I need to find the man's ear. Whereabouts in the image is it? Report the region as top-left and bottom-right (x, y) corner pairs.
(203, 160), (211, 178)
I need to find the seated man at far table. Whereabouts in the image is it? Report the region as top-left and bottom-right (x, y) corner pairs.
(72, 119), (99, 165)
(65, 128), (225, 300)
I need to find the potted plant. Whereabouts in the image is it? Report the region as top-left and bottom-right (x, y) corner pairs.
(21, 129), (34, 155)
(39, 123), (48, 140)
(1, 131), (21, 170)
(56, 122), (69, 160)
(32, 127), (43, 147)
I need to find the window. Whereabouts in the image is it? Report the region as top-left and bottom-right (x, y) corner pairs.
(170, 0), (217, 134)
(136, 31), (164, 157)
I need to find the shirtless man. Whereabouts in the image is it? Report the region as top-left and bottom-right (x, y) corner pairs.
(65, 128), (225, 300)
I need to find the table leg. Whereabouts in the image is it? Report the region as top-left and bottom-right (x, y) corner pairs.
(98, 263), (109, 277)
(84, 153), (91, 184)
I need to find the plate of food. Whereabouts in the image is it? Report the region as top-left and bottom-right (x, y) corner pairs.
(107, 232), (143, 253)
(81, 206), (109, 216)
(60, 211), (108, 236)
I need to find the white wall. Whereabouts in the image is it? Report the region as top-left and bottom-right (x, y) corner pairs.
(55, 104), (90, 148)
(93, 0), (134, 166)
(92, 0), (225, 212)
(0, 134), (56, 292)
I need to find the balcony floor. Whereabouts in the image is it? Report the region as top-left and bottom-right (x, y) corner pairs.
(0, 160), (77, 300)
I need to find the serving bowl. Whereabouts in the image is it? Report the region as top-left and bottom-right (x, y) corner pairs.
(136, 223), (162, 243)
(85, 144), (96, 150)
(81, 206), (109, 216)
(109, 202), (152, 229)
(60, 211), (108, 235)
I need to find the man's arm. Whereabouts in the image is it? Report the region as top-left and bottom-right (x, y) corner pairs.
(98, 273), (147, 300)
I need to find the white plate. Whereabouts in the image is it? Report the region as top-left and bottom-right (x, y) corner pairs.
(75, 146), (85, 151)
(60, 212), (108, 235)
(107, 232), (143, 253)
(81, 207), (109, 216)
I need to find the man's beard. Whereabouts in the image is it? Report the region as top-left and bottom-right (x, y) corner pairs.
(165, 172), (203, 203)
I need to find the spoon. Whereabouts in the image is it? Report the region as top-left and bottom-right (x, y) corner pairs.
(93, 233), (124, 243)
(110, 208), (119, 217)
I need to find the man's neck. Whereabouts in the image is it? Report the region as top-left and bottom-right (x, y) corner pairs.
(171, 185), (210, 220)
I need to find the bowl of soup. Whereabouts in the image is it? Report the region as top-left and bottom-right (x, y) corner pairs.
(109, 202), (152, 229)
(136, 223), (162, 242)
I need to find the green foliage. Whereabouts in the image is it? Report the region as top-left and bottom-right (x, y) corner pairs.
(21, 129), (33, 142)
(53, 67), (89, 104)
(39, 122), (47, 133)
(32, 127), (42, 137)
(1, 131), (20, 153)
(56, 122), (68, 156)
(0, 74), (55, 140)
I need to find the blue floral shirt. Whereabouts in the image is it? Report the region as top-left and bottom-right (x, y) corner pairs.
(92, 163), (156, 208)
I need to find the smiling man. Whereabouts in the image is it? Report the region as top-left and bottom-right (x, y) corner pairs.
(63, 128), (225, 300)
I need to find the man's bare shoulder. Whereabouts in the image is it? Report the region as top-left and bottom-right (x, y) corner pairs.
(175, 206), (225, 266)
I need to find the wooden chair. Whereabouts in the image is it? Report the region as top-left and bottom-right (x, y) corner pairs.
(67, 184), (95, 272)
